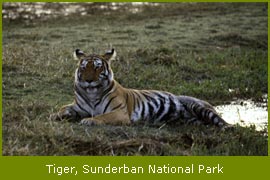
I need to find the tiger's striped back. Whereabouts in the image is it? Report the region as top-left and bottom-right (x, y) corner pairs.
(124, 89), (228, 127)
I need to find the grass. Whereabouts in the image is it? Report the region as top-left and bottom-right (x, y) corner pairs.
(2, 3), (268, 155)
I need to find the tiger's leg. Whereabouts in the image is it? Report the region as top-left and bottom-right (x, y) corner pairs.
(80, 110), (130, 126)
(50, 104), (80, 122)
(179, 96), (229, 127)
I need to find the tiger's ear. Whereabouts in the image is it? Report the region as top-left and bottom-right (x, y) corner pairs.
(104, 49), (116, 62)
(73, 49), (85, 60)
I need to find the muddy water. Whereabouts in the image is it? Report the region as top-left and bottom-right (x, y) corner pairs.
(215, 96), (268, 131)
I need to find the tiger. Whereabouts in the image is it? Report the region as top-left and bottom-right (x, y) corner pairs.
(50, 48), (229, 128)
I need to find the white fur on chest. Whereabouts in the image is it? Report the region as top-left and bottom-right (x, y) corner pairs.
(74, 86), (105, 116)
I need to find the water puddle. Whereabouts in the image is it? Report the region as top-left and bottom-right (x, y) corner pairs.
(215, 95), (268, 131)
(2, 2), (156, 20)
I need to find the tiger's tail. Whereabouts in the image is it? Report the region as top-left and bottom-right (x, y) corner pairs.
(178, 96), (229, 127)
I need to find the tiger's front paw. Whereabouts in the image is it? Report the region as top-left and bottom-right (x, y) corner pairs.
(80, 118), (103, 126)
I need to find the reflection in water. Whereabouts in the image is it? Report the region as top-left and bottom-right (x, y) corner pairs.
(215, 96), (268, 131)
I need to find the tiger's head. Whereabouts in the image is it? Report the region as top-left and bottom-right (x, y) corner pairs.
(74, 49), (116, 89)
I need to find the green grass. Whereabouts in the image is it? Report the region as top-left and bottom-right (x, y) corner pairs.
(2, 3), (268, 155)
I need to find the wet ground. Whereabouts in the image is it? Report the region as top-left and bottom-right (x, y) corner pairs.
(2, 2), (151, 20)
(216, 95), (268, 130)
